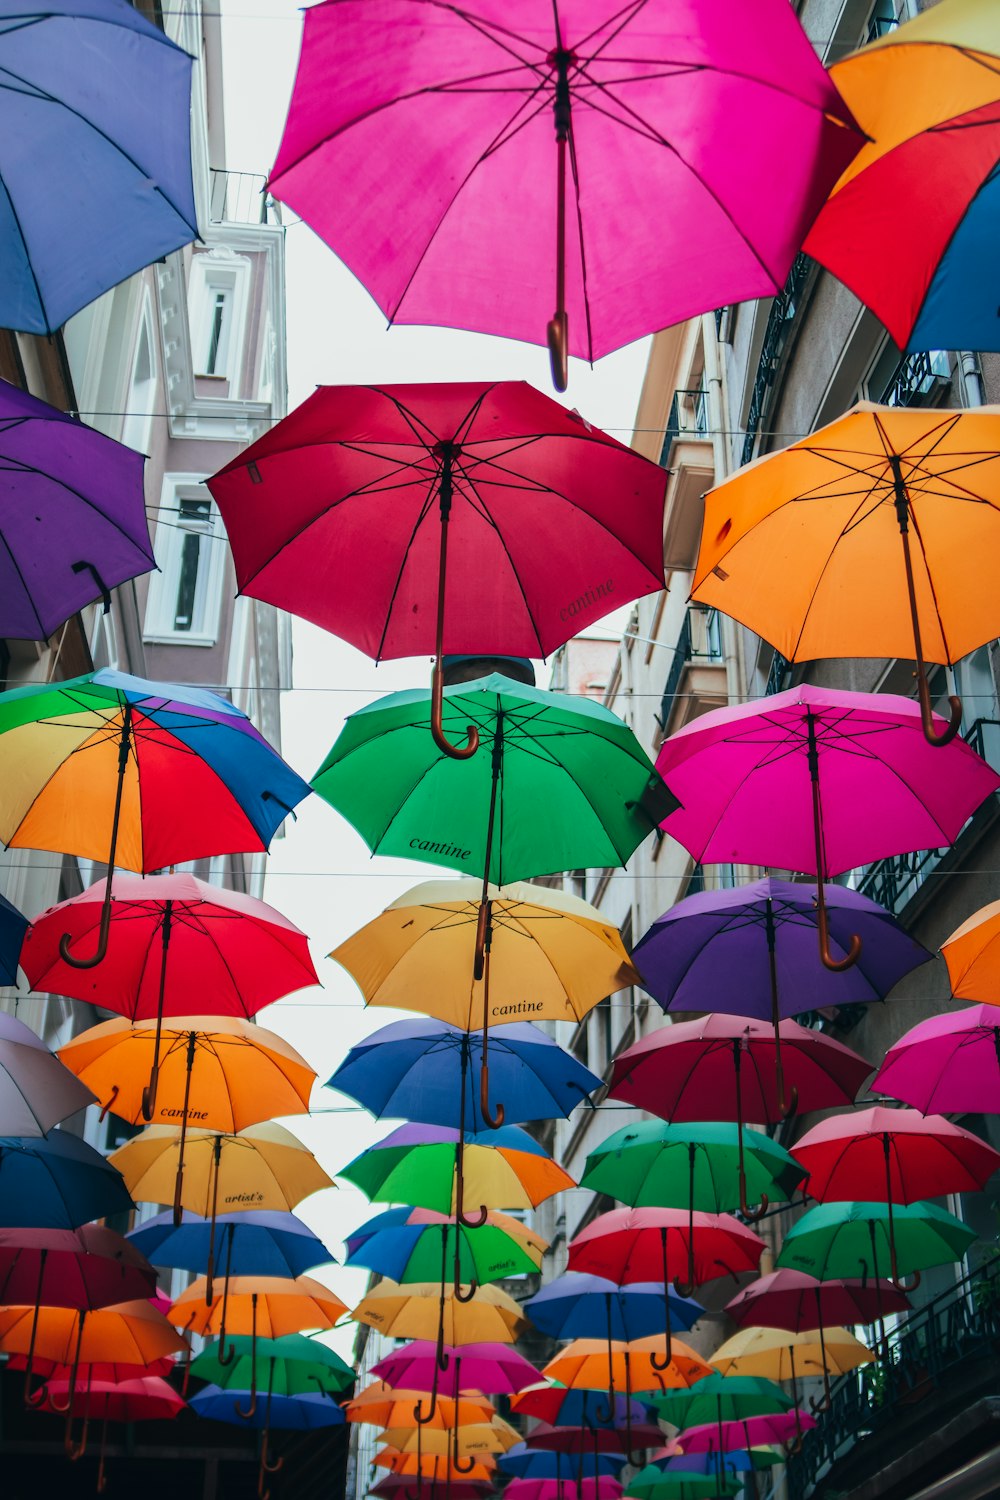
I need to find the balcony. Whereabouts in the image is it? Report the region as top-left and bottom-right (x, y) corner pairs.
(856, 717), (1000, 917)
(786, 1254), (1000, 1500)
(880, 348), (952, 409)
(657, 605), (726, 733)
(208, 169), (282, 227)
(659, 388), (715, 573)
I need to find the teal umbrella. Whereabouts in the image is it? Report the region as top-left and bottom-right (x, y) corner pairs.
(190, 1333), (353, 1396)
(651, 1375), (793, 1430)
(626, 1464), (740, 1500)
(775, 1199), (976, 1288)
(313, 672), (675, 1122)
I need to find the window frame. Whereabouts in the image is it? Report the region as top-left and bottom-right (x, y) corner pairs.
(143, 473), (227, 647)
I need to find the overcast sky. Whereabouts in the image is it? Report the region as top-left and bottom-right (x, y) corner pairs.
(219, 0), (650, 1348)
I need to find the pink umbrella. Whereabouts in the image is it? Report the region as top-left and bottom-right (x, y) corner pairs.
(268, 0), (860, 389)
(674, 1411), (816, 1453)
(567, 1208), (765, 1295)
(656, 686), (1000, 971)
(873, 1004), (1000, 1115)
(504, 1481), (623, 1500)
(371, 1339), (541, 1425)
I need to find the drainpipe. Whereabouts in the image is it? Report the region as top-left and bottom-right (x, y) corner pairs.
(960, 351), (984, 407)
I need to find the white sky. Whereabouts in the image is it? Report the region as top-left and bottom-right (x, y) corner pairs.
(219, 0), (650, 1354)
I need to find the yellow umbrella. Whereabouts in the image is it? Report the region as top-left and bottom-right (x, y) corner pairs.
(374, 1450), (496, 1482)
(345, 1382), (496, 1429)
(351, 1278), (526, 1346)
(691, 402), (1000, 745)
(169, 1274), (347, 1418)
(61, 1016), (316, 1224)
(379, 1416), (521, 1455)
(711, 1324), (873, 1412)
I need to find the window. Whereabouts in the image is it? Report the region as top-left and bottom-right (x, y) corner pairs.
(144, 476), (226, 645)
(188, 248), (251, 383)
(121, 295), (157, 455)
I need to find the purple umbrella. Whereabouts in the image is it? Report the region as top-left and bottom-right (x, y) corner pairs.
(634, 878), (932, 1112)
(656, 686), (999, 973)
(0, 380), (153, 640)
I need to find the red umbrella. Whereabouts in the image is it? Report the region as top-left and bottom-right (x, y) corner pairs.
(525, 1422), (664, 1456)
(24, 873), (317, 1121)
(40, 1374), (183, 1481)
(724, 1268), (912, 1411)
(208, 382), (665, 758)
(567, 1208), (764, 1299)
(608, 1015), (871, 1218)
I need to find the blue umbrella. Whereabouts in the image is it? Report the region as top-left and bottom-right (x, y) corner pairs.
(0, 0), (198, 334)
(500, 1447), (626, 1479)
(525, 1273), (702, 1342)
(128, 1209), (334, 1299)
(0, 892), (28, 986)
(327, 1017), (600, 1130)
(514, 1388), (653, 1432)
(190, 1384), (346, 1431)
(0, 1132), (132, 1228)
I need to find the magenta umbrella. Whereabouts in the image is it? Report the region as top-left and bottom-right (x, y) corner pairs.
(674, 1411), (816, 1454)
(656, 686), (1000, 971)
(504, 1481), (623, 1500)
(269, 0), (860, 389)
(371, 1339), (541, 1425)
(873, 1004), (1000, 1115)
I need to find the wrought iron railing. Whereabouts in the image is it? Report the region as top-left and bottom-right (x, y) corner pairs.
(866, 13), (900, 43)
(741, 253), (812, 465)
(764, 650), (789, 696)
(657, 606), (723, 727)
(856, 717), (1000, 916)
(787, 1253), (1000, 1500)
(879, 348), (951, 409)
(659, 387), (709, 466)
(208, 169), (282, 226)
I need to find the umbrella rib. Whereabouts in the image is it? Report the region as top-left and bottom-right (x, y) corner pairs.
(906, 504), (956, 666)
(0, 514), (47, 636)
(786, 487), (885, 663)
(0, 165), (50, 328)
(451, 459), (546, 657)
(0, 452), (156, 558)
(374, 486), (438, 662)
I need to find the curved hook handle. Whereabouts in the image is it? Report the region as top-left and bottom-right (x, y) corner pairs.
(649, 1347), (672, 1372)
(673, 1280), (695, 1299)
(921, 692), (962, 747)
(892, 1268), (921, 1294)
(785, 1432), (804, 1458)
(810, 1390), (832, 1415)
(59, 906), (110, 969)
(218, 1339), (237, 1368)
(262, 1448), (284, 1475)
(592, 1400), (613, 1424)
(816, 894), (861, 974)
(454, 1456), (475, 1475)
(415, 1392), (439, 1426)
(97, 1085), (119, 1124)
(740, 1184), (768, 1223)
(473, 902), (489, 983)
(479, 1063), (504, 1131)
(66, 1413), (90, 1460)
(23, 1376), (48, 1408)
(457, 1203), (488, 1229)
(141, 1065), (159, 1124)
(453, 1276), (478, 1305)
(431, 661), (479, 761)
(781, 1085), (799, 1120)
(547, 312), (569, 394)
(235, 1390), (258, 1419)
(48, 1387), (74, 1414)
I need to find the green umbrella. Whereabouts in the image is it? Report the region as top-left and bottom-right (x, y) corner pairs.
(581, 1120), (803, 1290)
(651, 1375), (793, 1430)
(775, 1199), (976, 1288)
(627, 1466), (741, 1500)
(191, 1333), (353, 1396)
(312, 672), (676, 1125)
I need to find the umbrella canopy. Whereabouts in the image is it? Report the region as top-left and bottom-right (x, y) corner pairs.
(0, 0), (198, 335)
(168, 1275), (347, 1340)
(873, 1004), (1000, 1114)
(510, 1387), (653, 1431)
(541, 1337), (713, 1395)
(710, 1325), (874, 1381)
(268, 0), (858, 384)
(339, 1123), (574, 1213)
(0, 1299), (185, 1370)
(0, 1131), (132, 1228)
(352, 1279), (526, 1345)
(191, 1334), (353, 1396)
(942, 901), (1000, 1002)
(525, 1274), (702, 1343)
(626, 1465), (739, 1500)
(500, 1448), (626, 1478)
(804, 0), (1000, 354)
(329, 1018), (600, 1131)
(653, 1450), (780, 1475)
(0, 1012), (95, 1136)
(39, 1373), (183, 1422)
(692, 403), (1000, 745)
(372, 1340), (541, 1396)
(503, 1482), (622, 1500)
(0, 1224), (155, 1309)
(345, 1205), (546, 1285)
(109, 1121), (333, 1216)
(724, 1269), (911, 1331)
(375, 1452), (495, 1482)
(346, 1384), (496, 1429)
(0, 892), (28, 987)
(128, 1208), (335, 1281)
(209, 382), (666, 678)
(331, 878), (638, 1029)
(677, 1411), (816, 1452)
(381, 1418), (521, 1456)
(525, 1422), (666, 1457)
(567, 1208), (765, 1292)
(651, 1375), (794, 1430)
(791, 1106), (1000, 1205)
(0, 379), (154, 640)
(191, 1384), (346, 1430)
(775, 1200), (977, 1282)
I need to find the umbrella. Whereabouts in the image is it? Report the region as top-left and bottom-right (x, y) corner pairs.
(109, 1120), (332, 1217)
(345, 1205), (545, 1292)
(169, 1274), (346, 1418)
(192, 1378), (345, 1495)
(626, 1465), (739, 1500)
(566, 1208), (765, 1308)
(191, 1332), (353, 1397)
(314, 671), (674, 1121)
(60, 1015), (316, 1224)
(209, 381), (666, 730)
(0, 891), (28, 986)
(524, 1273), (702, 1350)
(0, 1131), (132, 1229)
(346, 1383), (496, 1429)
(0, 669), (309, 968)
(691, 402), (1000, 747)
(339, 1122), (574, 1218)
(41, 1374), (183, 1477)
(653, 1450), (780, 1475)
(608, 1015), (870, 1218)
(873, 1003), (1000, 1114)
(525, 1422), (665, 1458)
(789, 1107), (998, 1286)
(803, 0), (1000, 356)
(381, 1418), (521, 1456)
(632, 878), (930, 1112)
(677, 1410), (816, 1453)
(503, 1481), (622, 1500)
(0, 0), (198, 335)
(375, 1452), (495, 1483)
(941, 900), (1000, 1002)
(0, 379), (155, 639)
(332, 877), (637, 1028)
(499, 1449), (625, 1479)
(580, 1120), (802, 1274)
(651, 1374), (794, 1432)
(775, 1199), (977, 1287)
(655, 684), (999, 969)
(710, 1325), (873, 1398)
(371, 1340), (541, 1399)
(0, 1012), (95, 1136)
(351, 1279), (526, 1347)
(268, 1), (858, 387)
(371, 1481), (490, 1500)
(25, 871), (318, 1119)
(510, 1387), (653, 1431)
(128, 1208), (335, 1301)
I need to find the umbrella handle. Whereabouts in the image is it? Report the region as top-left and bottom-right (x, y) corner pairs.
(453, 1456), (475, 1475)
(453, 1275), (478, 1304)
(546, 116), (570, 393)
(59, 705), (132, 969)
(234, 1296), (259, 1418)
(66, 1410), (89, 1461)
(893, 1269), (921, 1294)
(547, 313), (569, 394)
(476, 919), (505, 1128)
(806, 711), (861, 972)
(430, 464), (478, 760)
(431, 660), (478, 761)
(141, 902), (173, 1121)
(764, 905), (799, 1117)
(650, 1231), (673, 1370)
(738, 1122), (767, 1221)
(97, 1085), (119, 1124)
(816, 891), (862, 974)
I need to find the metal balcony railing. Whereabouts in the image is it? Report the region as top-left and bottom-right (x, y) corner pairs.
(787, 1253), (1000, 1500)
(765, 650), (790, 696)
(866, 12), (900, 43)
(857, 717), (1000, 915)
(208, 169), (282, 226)
(659, 387), (709, 466)
(879, 349), (951, 409)
(658, 606), (723, 727)
(741, 253), (812, 465)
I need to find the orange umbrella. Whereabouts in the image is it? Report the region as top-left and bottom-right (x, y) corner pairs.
(60, 1016), (316, 1224)
(379, 1417), (520, 1456)
(942, 900), (1000, 1002)
(691, 402), (1000, 745)
(168, 1274), (346, 1417)
(345, 1382), (497, 1429)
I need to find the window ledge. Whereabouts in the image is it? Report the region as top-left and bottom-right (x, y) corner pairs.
(142, 633), (218, 648)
